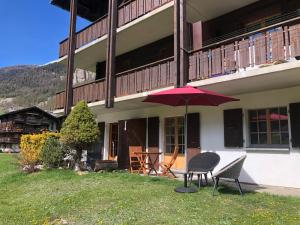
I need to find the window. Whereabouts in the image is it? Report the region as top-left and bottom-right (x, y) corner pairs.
(165, 117), (185, 154)
(248, 107), (289, 147)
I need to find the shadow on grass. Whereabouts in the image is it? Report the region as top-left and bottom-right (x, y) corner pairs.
(189, 180), (257, 196)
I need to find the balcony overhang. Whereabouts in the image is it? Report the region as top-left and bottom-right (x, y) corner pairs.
(55, 0), (259, 72)
(51, 0), (108, 22)
(57, 2), (174, 72)
(187, 0), (259, 23)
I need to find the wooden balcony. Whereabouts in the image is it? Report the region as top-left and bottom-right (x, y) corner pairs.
(54, 18), (300, 111)
(116, 57), (175, 97)
(53, 57), (175, 110)
(54, 78), (106, 110)
(0, 137), (19, 144)
(59, 0), (173, 58)
(0, 122), (23, 133)
(189, 18), (300, 82)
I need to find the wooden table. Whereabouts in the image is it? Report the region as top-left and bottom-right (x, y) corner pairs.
(134, 152), (162, 175)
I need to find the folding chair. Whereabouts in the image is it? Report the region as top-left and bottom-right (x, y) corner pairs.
(159, 147), (179, 178)
(129, 146), (143, 173)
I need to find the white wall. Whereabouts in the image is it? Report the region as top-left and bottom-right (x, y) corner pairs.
(96, 86), (300, 188)
(199, 86), (300, 188)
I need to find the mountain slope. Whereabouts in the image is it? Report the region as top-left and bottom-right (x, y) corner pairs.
(0, 63), (66, 112)
(0, 63), (96, 113)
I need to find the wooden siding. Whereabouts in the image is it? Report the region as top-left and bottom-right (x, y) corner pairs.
(59, 0), (173, 58)
(189, 22), (300, 81)
(115, 57), (175, 97)
(54, 79), (106, 110)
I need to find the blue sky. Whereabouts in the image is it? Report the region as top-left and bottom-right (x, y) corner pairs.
(0, 0), (90, 68)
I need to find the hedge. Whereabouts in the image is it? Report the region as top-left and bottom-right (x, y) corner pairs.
(20, 132), (60, 167)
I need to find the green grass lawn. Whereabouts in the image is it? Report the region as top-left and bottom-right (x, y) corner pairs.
(0, 154), (300, 225)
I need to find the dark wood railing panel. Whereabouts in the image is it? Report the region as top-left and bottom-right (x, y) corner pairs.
(253, 35), (267, 65)
(289, 24), (300, 58)
(115, 57), (175, 97)
(60, 16), (109, 58)
(54, 92), (65, 110)
(211, 48), (222, 76)
(268, 28), (285, 62)
(189, 21), (300, 82)
(73, 80), (106, 105)
(0, 137), (19, 143)
(223, 43), (236, 73)
(54, 80), (105, 110)
(59, 0), (172, 57)
(239, 39), (250, 69)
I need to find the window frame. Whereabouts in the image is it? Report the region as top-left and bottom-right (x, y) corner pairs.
(164, 116), (185, 155)
(247, 106), (290, 149)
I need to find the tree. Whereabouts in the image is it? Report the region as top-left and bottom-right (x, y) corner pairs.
(41, 137), (64, 168)
(60, 101), (99, 169)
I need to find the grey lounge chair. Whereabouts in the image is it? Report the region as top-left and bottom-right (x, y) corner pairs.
(188, 152), (220, 188)
(212, 155), (247, 196)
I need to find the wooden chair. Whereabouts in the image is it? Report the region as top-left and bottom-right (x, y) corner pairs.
(129, 146), (143, 173)
(159, 147), (179, 178)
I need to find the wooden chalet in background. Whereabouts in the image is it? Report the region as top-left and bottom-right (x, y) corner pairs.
(0, 107), (59, 152)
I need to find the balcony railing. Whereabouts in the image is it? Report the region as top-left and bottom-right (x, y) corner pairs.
(0, 122), (23, 133)
(54, 18), (300, 111)
(53, 57), (175, 109)
(189, 18), (300, 81)
(59, 0), (173, 58)
(54, 78), (106, 110)
(116, 57), (175, 97)
(0, 137), (19, 144)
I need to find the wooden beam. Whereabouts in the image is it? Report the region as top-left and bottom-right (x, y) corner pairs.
(64, 0), (77, 115)
(174, 0), (188, 87)
(105, 0), (117, 108)
(174, 0), (180, 87)
(179, 0), (188, 86)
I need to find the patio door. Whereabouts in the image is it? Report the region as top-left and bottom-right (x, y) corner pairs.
(109, 123), (119, 160)
(164, 117), (185, 170)
(117, 119), (147, 169)
(164, 113), (200, 170)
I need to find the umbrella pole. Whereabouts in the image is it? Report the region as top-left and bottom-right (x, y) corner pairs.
(174, 99), (197, 193)
(185, 102), (188, 173)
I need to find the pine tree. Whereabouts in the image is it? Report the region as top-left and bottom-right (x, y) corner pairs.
(60, 101), (99, 167)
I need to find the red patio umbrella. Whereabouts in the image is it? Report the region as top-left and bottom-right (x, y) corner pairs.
(143, 85), (239, 192)
(143, 85), (238, 107)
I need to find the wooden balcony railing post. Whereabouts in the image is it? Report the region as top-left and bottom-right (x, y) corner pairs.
(174, 0), (188, 87)
(284, 26), (290, 60)
(105, 0), (118, 108)
(64, 0), (77, 115)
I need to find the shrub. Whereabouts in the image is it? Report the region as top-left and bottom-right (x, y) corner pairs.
(20, 132), (60, 169)
(40, 137), (64, 168)
(60, 101), (99, 168)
